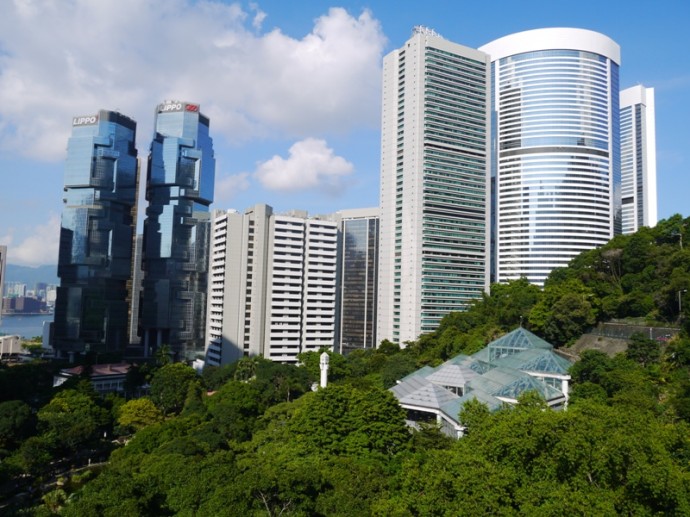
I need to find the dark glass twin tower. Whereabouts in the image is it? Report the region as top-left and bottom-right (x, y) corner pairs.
(54, 102), (215, 361)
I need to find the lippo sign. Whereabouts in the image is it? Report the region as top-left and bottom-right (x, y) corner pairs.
(72, 114), (99, 126)
(158, 102), (200, 113)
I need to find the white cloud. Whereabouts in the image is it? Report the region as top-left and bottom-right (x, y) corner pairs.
(249, 2), (267, 30)
(215, 172), (251, 203)
(2, 215), (60, 267)
(254, 138), (353, 192)
(0, 1), (386, 161)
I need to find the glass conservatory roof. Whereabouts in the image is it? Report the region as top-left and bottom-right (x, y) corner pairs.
(491, 348), (572, 375)
(467, 367), (564, 401)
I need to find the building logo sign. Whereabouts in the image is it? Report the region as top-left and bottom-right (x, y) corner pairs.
(72, 114), (99, 126)
(158, 102), (184, 113)
(185, 104), (199, 112)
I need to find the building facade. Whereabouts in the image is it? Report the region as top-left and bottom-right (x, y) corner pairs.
(0, 245), (5, 326)
(480, 28), (621, 286)
(336, 208), (379, 354)
(140, 101), (215, 361)
(620, 85), (657, 234)
(378, 27), (491, 345)
(205, 205), (338, 365)
(53, 110), (139, 357)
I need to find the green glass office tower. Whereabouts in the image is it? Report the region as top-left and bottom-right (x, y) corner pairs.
(54, 110), (139, 357)
(378, 27), (491, 345)
(140, 101), (215, 361)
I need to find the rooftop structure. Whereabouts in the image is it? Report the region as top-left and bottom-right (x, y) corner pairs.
(390, 327), (572, 438)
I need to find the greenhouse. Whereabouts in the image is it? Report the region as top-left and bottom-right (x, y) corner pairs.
(390, 327), (572, 438)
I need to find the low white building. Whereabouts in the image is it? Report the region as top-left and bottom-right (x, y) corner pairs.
(0, 335), (22, 357)
(53, 363), (132, 395)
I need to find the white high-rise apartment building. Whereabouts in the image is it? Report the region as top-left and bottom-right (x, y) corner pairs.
(205, 205), (338, 365)
(620, 85), (657, 234)
(480, 28), (621, 286)
(378, 27), (491, 345)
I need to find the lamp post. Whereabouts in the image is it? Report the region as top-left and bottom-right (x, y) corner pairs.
(679, 289), (688, 321)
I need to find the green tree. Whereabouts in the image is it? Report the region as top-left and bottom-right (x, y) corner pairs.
(206, 380), (264, 442)
(11, 435), (55, 478)
(288, 384), (409, 457)
(149, 363), (198, 415)
(529, 279), (597, 345)
(37, 389), (109, 451)
(626, 332), (661, 367)
(117, 398), (165, 433)
(0, 399), (35, 450)
(380, 353), (417, 388)
(459, 398), (491, 435)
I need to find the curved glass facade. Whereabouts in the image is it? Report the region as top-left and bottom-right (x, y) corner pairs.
(54, 110), (138, 355)
(483, 31), (620, 286)
(140, 102), (215, 361)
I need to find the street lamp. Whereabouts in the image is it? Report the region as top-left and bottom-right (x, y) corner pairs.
(679, 289), (688, 320)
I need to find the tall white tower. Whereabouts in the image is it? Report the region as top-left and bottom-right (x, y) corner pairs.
(620, 85), (657, 234)
(378, 27), (491, 345)
(480, 28), (621, 286)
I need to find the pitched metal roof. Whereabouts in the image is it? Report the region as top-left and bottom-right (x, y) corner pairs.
(394, 377), (461, 409)
(426, 364), (479, 388)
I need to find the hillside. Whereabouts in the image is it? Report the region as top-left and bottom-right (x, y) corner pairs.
(4, 264), (58, 287)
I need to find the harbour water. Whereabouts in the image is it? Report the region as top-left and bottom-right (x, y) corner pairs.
(0, 314), (52, 339)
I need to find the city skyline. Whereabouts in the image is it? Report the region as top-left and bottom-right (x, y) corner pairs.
(1, 0), (689, 267)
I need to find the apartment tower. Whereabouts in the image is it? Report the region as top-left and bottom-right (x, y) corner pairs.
(53, 110), (138, 357)
(378, 27), (491, 345)
(205, 205), (338, 365)
(620, 85), (657, 234)
(480, 28), (621, 286)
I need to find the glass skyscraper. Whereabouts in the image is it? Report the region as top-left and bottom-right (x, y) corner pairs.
(337, 209), (379, 353)
(378, 27), (491, 344)
(140, 101), (215, 361)
(53, 110), (138, 357)
(480, 28), (621, 286)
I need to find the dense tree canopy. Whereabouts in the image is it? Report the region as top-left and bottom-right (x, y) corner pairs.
(5, 214), (690, 514)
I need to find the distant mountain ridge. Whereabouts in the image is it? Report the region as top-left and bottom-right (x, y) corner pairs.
(4, 264), (58, 287)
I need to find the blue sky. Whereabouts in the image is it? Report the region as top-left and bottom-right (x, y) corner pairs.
(1, 0), (688, 266)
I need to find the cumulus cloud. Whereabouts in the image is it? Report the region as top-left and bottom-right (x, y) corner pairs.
(254, 138), (353, 193)
(0, 0), (386, 161)
(1, 215), (60, 267)
(215, 172), (251, 203)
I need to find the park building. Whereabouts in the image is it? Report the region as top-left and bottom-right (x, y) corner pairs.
(620, 85), (657, 234)
(205, 205), (338, 366)
(390, 327), (572, 438)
